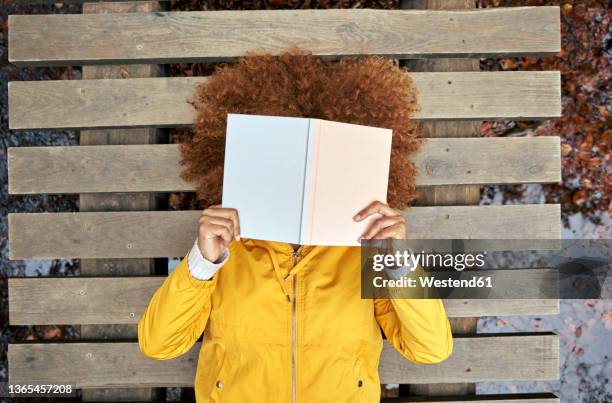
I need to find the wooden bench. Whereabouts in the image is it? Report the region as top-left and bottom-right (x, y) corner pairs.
(7, 3), (562, 402)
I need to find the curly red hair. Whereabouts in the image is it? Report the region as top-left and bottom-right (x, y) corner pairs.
(180, 50), (421, 209)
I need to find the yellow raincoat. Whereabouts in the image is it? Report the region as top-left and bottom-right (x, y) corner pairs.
(138, 239), (452, 402)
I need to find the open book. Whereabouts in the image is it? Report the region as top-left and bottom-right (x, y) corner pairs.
(222, 114), (392, 246)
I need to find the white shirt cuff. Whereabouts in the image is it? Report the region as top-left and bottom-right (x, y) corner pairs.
(187, 238), (230, 280)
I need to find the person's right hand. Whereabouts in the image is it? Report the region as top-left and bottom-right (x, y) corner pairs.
(197, 205), (241, 263)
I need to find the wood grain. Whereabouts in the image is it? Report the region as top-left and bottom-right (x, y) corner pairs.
(382, 394), (559, 403)
(380, 334), (559, 384)
(8, 71), (562, 130)
(7, 137), (561, 195)
(402, 0), (488, 398)
(8, 271), (559, 325)
(8, 334), (559, 387)
(6, 3), (563, 399)
(8, 205), (561, 259)
(8, 342), (197, 388)
(414, 137), (561, 185)
(78, 1), (165, 400)
(8, 335), (559, 386)
(8, 7), (560, 66)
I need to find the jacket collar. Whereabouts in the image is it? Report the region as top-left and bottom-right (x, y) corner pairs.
(243, 238), (323, 300)
(245, 238), (316, 257)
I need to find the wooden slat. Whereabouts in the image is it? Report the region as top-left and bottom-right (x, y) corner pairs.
(8, 71), (562, 130)
(8, 205), (560, 259)
(7, 137), (561, 195)
(8, 271), (559, 325)
(414, 137), (561, 185)
(383, 394), (559, 403)
(8, 335), (559, 386)
(379, 334), (559, 384)
(8, 7), (561, 66)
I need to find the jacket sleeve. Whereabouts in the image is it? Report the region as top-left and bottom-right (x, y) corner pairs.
(137, 255), (217, 360)
(374, 298), (453, 364)
(374, 295), (453, 364)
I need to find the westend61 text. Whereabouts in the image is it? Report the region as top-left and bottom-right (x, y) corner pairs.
(373, 275), (493, 289)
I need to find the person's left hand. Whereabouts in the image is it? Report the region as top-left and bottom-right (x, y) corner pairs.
(353, 200), (406, 241)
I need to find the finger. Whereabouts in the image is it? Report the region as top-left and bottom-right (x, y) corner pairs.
(354, 201), (398, 221)
(359, 216), (401, 240)
(359, 215), (404, 241)
(203, 207), (241, 239)
(199, 216), (234, 238)
(204, 223), (234, 244)
(370, 222), (406, 240)
(199, 216), (234, 236)
(202, 207), (237, 217)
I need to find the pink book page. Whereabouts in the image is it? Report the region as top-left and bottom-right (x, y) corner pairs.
(304, 119), (392, 246)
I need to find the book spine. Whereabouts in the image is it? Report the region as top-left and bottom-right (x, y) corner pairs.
(300, 119), (321, 245)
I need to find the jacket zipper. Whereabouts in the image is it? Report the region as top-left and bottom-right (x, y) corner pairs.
(291, 248), (300, 403)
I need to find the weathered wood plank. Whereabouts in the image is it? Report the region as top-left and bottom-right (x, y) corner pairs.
(382, 395), (559, 403)
(7, 335), (559, 386)
(412, 72), (560, 121)
(7, 137), (561, 195)
(5, 144), (184, 195)
(8, 7), (561, 66)
(8, 205), (561, 259)
(403, 204), (560, 240)
(414, 137), (561, 185)
(380, 334), (559, 384)
(8, 71), (562, 130)
(8, 271), (559, 325)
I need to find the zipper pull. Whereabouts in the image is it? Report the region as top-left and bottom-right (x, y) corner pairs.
(293, 249), (300, 265)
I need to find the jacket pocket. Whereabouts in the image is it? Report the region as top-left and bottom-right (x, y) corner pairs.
(196, 341), (230, 402)
(352, 351), (371, 403)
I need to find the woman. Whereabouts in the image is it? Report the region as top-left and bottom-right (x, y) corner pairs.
(137, 200), (452, 402)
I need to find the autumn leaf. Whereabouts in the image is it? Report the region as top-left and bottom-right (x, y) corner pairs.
(572, 190), (587, 206)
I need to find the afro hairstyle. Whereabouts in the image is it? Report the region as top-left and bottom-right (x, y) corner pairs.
(179, 49), (421, 210)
